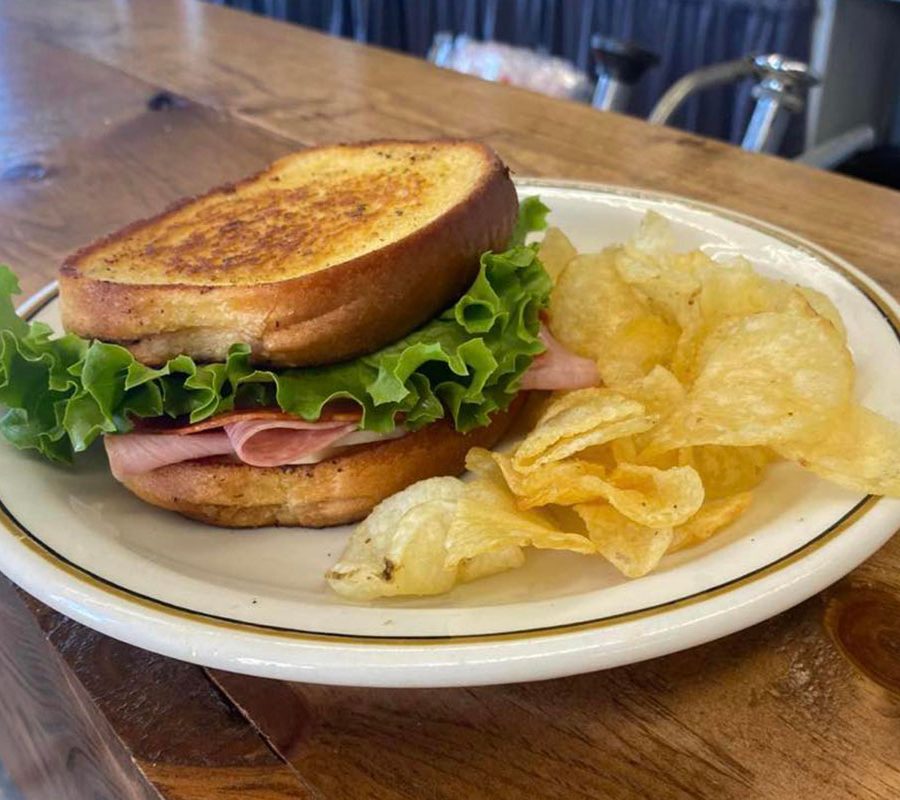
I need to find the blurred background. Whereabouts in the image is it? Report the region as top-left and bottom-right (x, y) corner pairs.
(210, 0), (899, 187)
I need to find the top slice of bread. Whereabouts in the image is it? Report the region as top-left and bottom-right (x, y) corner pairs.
(59, 140), (518, 367)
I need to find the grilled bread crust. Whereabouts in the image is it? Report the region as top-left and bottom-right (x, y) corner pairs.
(59, 140), (518, 367)
(117, 399), (521, 528)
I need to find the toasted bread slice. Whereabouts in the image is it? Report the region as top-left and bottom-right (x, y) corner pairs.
(60, 140), (518, 366)
(117, 397), (522, 528)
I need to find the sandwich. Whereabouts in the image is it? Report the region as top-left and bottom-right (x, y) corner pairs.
(0, 140), (597, 527)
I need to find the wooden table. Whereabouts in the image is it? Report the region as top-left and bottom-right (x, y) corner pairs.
(0, 2), (898, 798)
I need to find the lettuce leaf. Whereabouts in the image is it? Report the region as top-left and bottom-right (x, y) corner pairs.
(0, 198), (551, 463)
(510, 196), (549, 247)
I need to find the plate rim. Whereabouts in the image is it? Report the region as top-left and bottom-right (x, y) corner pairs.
(2, 179), (898, 664)
(0, 490), (880, 644)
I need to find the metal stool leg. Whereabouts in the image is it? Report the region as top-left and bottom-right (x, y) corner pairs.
(649, 53), (819, 154)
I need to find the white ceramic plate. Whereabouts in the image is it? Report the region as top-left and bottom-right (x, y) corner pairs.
(1, 180), (898, 688)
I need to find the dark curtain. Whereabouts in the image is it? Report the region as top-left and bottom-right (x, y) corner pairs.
(212, 0), (815, 153)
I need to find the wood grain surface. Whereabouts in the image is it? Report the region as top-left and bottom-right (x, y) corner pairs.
(2, 0), (899, 299)
(0, 578), (160, 800)
(0, 1), (897, 799)
(5, 585), (317, 800)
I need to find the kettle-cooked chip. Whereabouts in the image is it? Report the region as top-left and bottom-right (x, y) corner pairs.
(538, 226), (578, 283)
(776, 404), (900, 496)
(471, 447), (610, 508)
(475, 447), (703, 527)
(789, 287), (847, 342)
(326, 478), (463, 599)
(458, 546), (527, 583)
(550, 250), (678, 384)
(615, 261), (700, 332)
(603, 462), (705, 528)
(683, 445), (771, 500)
(446, 456), (595, 566)
(669, 258), (790, 382)
(326, 477), (524, 600)
(645, 311), (854, 454)
(513, 388), (657, 470)
(619, 366), (686, 417)
(668, 492), (754, 553)
(624, 209), (676, 256)
(575, 502), (674, 578)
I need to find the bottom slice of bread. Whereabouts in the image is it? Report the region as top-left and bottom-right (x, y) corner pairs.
(118, 398), (522, 528)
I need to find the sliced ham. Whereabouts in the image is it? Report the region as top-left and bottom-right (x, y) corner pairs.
(224, 419), (358, 468)
(105, 431), (234, 480)
(105, 412), (407, 477)
(520, 326), (600, 391)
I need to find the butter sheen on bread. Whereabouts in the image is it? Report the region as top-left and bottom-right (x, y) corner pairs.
(59, 140), (518, 367)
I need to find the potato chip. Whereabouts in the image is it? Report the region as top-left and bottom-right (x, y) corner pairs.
(631, 448), (683, 471)
(618, 315), (680, 383)
(615, 255), (701, 331)
(776, 404), (900, 496)
(552, 378), (680, 470)
(458, 546), (527, 583)
(572, 443), (619, 470)
(475, 447), (702, 527)
(550, 249), (632, 359)
(470, 447), (609, 508)
(793, 287), (846, 341)
(618, 215), (847, 354)
(326, 477), (522, 600)
(628, 209), (676, 255)
(669, 259), (799, 383)
(603, 463), (705, 528)
(683, 445), (770, 501)
(668, 492), (753, 553)
(610, 436), (639, 464)
(445, 458), (595, 566)
(542, 503), (589, 535)
(550, 249), (678, 384)
(579, 485), (748, 575)
(618, 216), (737, 325)
(538, 226), (578, 283)
(575, 503), (673, 577)
(645, 311), (854, 454)
(326, 478), (463, 599)
(513, 388), (657, 470)
(618, 220), (846, 385)
(699, 257), (791, 317)
(619, 366), (685, 417)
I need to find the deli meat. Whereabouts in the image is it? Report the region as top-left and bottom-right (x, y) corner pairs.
(106, 410), (368, 477)
(224, 419), (358, 468)
(520, 326), (600, 390)
(105, 431), (234, 479)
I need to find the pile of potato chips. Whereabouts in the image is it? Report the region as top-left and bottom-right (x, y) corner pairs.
(327, 213), (900, 601)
